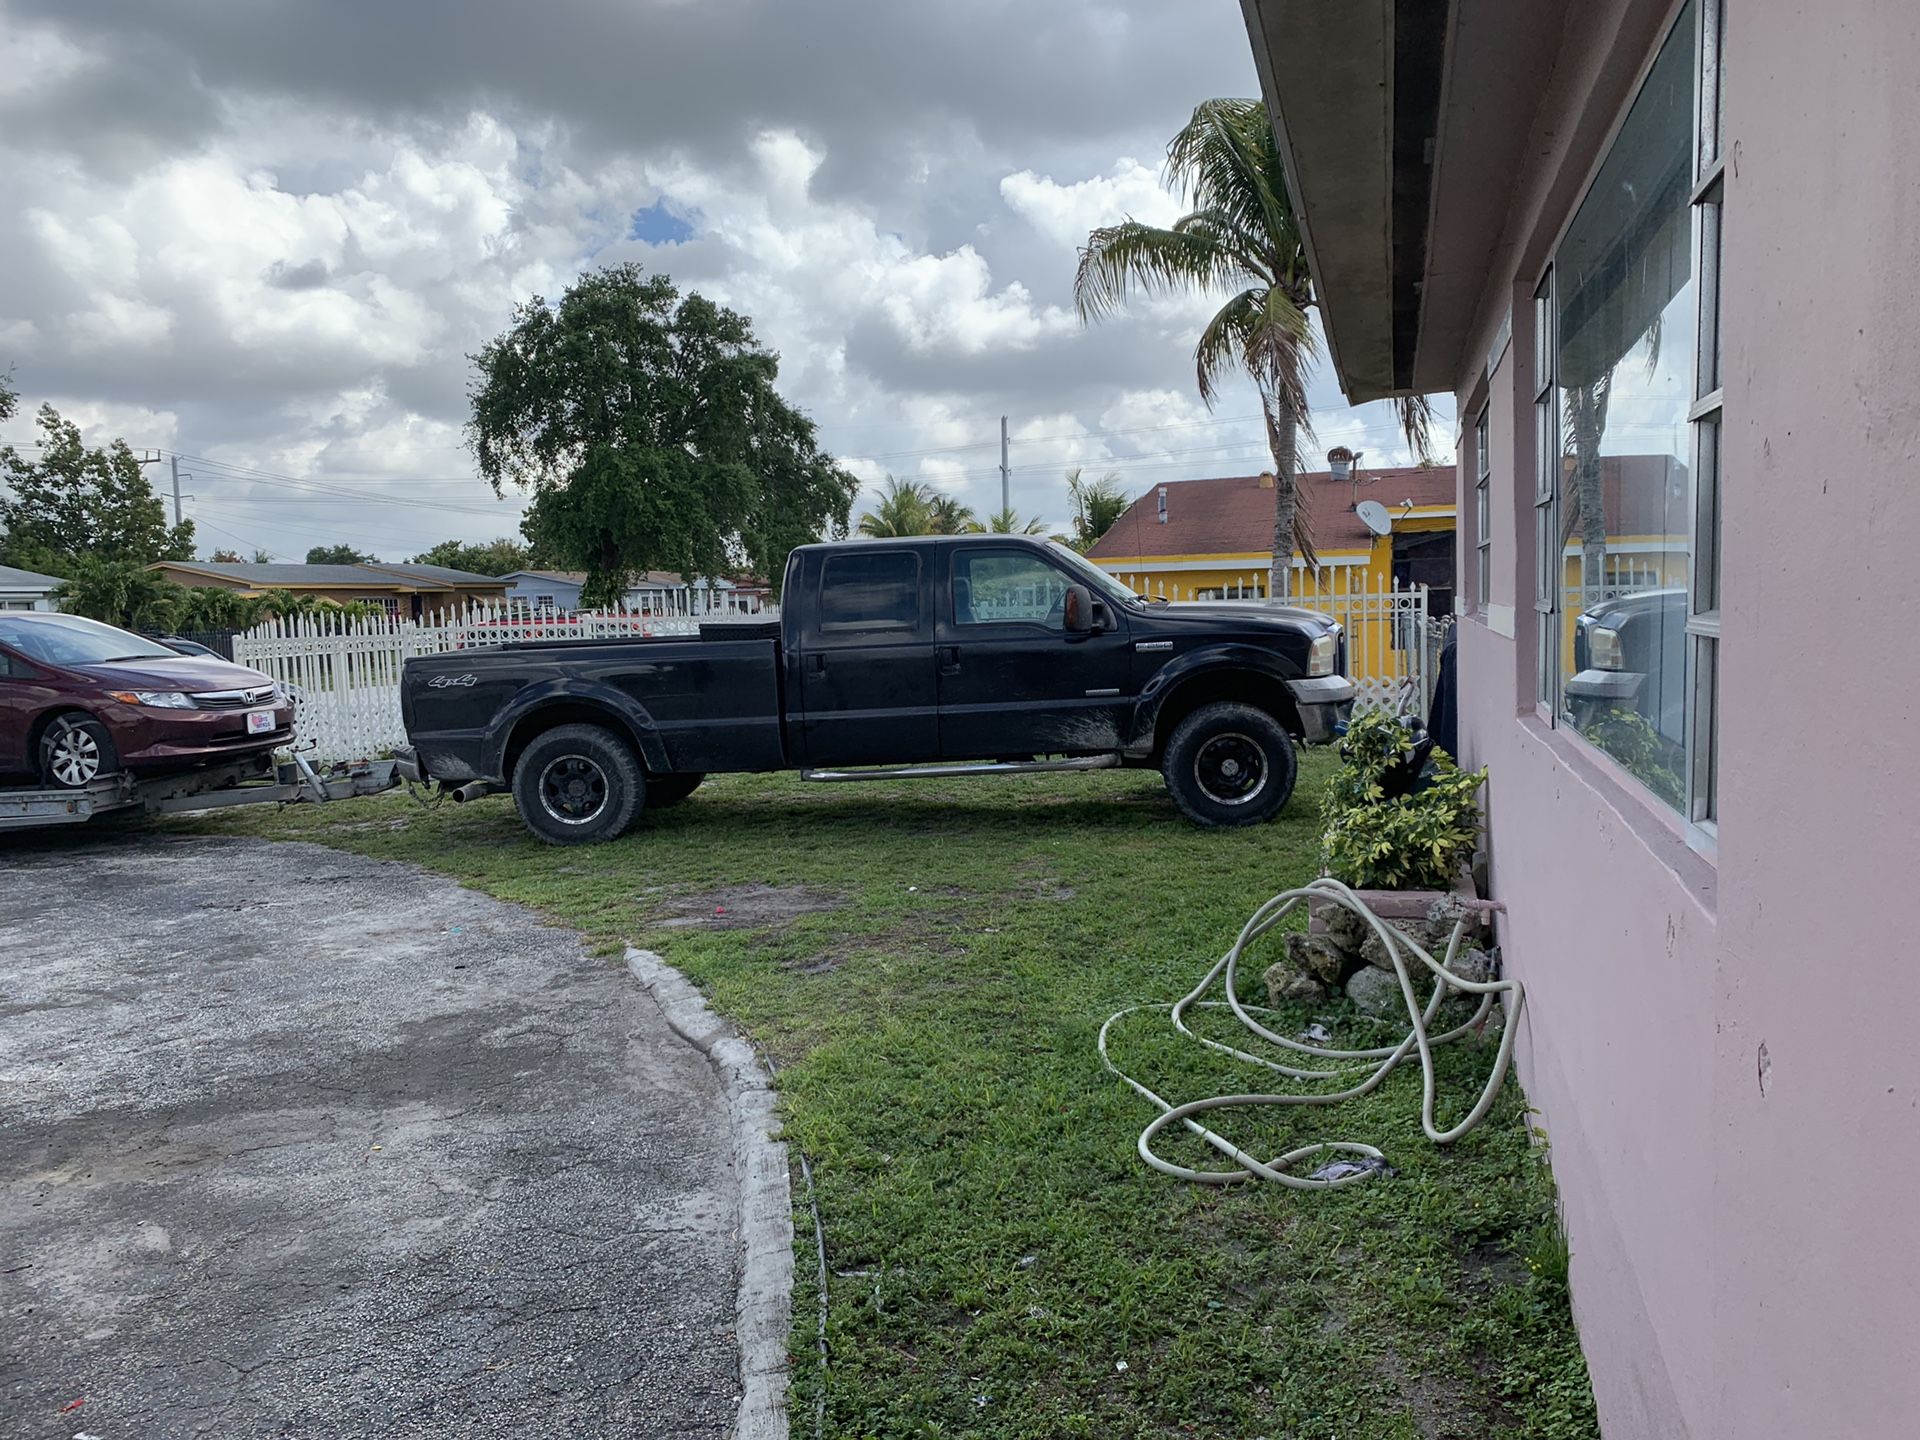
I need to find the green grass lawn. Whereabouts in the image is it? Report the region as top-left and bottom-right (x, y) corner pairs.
(166, 754), (1597, 1440)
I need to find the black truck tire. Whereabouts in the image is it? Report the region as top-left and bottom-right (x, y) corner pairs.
(1160, 701), (1297, 827)
(512, 723), (644, 845)
(41, 714), (119, 790)
(645, 772), (706, 808)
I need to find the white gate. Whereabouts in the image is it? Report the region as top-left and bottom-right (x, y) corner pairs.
(232, 602), (739, 764)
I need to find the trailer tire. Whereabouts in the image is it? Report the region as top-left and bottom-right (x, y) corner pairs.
(40, 714), (119, 790)
(1160, 701), (1297, 827)
(645, 772), (705, 808)
(511, 723), (643, 845)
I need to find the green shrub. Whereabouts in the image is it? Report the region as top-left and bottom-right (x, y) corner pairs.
(1320, 709), (1486, 890)
(1581, 707), (1684, 809)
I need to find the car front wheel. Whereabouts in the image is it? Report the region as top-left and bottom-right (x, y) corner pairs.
(511, 723), (644, 845)
(1160, 701), (1298, 827)
(41, 714), (119, 790)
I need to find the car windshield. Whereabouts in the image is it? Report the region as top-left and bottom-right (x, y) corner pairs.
(1045, 542), (1143, 609)
(0, 614), (182, 667)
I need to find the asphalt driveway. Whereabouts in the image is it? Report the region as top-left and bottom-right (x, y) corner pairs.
(0, 834), (740, 1438)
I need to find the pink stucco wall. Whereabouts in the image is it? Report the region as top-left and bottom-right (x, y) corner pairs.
(1450, 2), (1920, 1436)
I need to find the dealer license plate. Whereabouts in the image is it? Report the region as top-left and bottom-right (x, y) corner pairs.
(247, 709), (277, 735)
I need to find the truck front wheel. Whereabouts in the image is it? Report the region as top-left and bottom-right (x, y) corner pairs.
(512, 723), (644, 845)
(1160, 701), (1297, 827)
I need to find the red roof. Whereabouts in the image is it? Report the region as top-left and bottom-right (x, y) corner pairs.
(1085, 466), (1457, 561)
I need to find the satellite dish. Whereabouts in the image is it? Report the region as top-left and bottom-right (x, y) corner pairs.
(1355, 500), (1393, 537)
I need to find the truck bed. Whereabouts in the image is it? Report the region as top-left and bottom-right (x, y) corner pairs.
(403, 633), (788, 779)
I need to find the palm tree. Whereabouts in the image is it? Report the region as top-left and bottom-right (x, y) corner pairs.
(53, 557), (183, 632)
(1075, 98), (1432, 597)
(925, 494), (976, 535)
(855, 476), (935, 537)
(1064, 468), (1131, 551)
(968, 507), (1048, 536)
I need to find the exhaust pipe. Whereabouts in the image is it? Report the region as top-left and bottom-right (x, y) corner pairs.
(448, 780), (499, 804)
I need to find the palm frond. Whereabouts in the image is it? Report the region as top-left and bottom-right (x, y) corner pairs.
(1394, 394), (1437, 463)
(1074, 222), (1237, 323)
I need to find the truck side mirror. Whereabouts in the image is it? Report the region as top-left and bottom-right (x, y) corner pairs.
(1062, 584), (1094, 634)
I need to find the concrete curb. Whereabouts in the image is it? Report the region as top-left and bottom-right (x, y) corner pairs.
(626, 947), (793, 1440)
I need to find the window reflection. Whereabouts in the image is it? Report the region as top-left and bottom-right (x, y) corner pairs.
(1555, 0), (1696, 808)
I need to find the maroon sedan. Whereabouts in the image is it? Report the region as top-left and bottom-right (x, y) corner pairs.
(0, 613), (295, 789)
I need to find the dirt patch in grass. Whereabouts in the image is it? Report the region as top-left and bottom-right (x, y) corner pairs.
(648, 883), (844, 930)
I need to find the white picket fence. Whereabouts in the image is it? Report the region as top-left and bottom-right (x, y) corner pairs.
(232, 602), (729, 764)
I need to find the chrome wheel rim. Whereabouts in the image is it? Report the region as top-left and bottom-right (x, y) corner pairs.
(538, 755), (610, 826)
(48, 725), (102, 787)
(1194, 733), (1267, 806)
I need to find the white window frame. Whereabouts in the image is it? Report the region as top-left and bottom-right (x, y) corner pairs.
(1530, 0), (1723, 832)
(1473, 407), (1492, 612)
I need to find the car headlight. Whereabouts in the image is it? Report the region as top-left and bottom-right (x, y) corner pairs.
(1589, 625), (1625, 671)
(1307, 631), (1338, 677)
(107, 689), (196, 708)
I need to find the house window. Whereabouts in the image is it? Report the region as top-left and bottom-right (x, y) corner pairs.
(1473, 407), (1491, 611)
(1532, 0), (1717, 821)
(533, 594), (556, 613)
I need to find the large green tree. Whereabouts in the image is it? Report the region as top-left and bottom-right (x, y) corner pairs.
(306, 544), (375, 565)
(0, 404), (195, 572)
(1075, 99), (1432, 595)
(469, 265), (858, 605)
(408, 536), (531, 576)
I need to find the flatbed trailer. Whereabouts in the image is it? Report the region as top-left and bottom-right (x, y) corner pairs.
(0, 753), (401, 834)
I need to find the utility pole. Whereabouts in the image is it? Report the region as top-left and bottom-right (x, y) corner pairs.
(170, 454), (184, 527)
(999, 415), (1010, 516)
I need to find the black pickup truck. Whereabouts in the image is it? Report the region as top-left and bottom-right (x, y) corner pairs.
(396, 536), (1353, 843)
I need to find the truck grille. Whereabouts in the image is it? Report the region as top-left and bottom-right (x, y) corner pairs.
(194, 686), (277, 710)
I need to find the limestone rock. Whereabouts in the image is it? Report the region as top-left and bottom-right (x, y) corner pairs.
(1445, 947), (1495, 987)
(1344, 966), (1406, 1019)
(1285, 931), (1350, 985)
(1263, 961), (1327, 1006)
(1317, 899), (1370, 954)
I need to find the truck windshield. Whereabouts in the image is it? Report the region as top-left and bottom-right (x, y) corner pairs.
(0, 614), (180, 666)
(1046, 543), (1144, 610)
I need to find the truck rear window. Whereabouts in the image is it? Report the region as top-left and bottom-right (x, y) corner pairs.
(819, 552), (921, 633)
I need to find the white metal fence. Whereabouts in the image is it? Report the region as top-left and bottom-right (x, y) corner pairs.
(232, 602), (725, 764)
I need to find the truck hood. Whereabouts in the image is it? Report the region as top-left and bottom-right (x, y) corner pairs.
(1139, 600), (1336, 635)
(67, 655), (277, 692)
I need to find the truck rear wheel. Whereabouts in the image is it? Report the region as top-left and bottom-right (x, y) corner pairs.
(1160, 701), (1297, 827)
(512, 724), (644, 845)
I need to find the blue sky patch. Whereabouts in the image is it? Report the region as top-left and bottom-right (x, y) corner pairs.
(628, 199), (694, 246)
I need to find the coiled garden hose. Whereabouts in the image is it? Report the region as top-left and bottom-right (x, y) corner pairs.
(1098, 876), (1523, 1190)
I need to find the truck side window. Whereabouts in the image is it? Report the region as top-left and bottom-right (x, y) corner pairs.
(819, 551), (921, 633)
(954, 551), (1068, 630)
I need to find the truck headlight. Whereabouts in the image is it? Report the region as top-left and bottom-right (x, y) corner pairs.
(1589, 625), (1625, 671)
(1307, 632), (1338, 677)
(107, 689), (196, 708)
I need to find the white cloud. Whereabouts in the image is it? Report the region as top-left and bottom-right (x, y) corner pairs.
(999, 158), (1183, 251)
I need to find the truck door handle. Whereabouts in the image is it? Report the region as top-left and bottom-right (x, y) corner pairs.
(938, 645), (961, 675)
(809, 653), (827, 676)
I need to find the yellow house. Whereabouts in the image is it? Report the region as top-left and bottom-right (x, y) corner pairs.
(1085, 465), (1457, 695)
(1085, 465), (1458, 604)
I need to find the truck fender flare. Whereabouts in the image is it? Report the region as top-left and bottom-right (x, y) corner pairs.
(1126, 645), (1305, 755)
(484, 681), (671, 778)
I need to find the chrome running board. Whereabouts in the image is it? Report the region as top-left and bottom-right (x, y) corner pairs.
(800, 755), (1121, 783)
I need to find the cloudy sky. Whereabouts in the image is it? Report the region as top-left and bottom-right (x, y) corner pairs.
(0, 0), (1452, 564)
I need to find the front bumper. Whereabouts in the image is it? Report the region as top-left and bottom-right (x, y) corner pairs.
(1288, 675), (1357, 745)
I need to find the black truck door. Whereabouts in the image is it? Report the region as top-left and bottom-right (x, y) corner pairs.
(935, 546), (1132, 760)
(793, 546), (940, 768)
